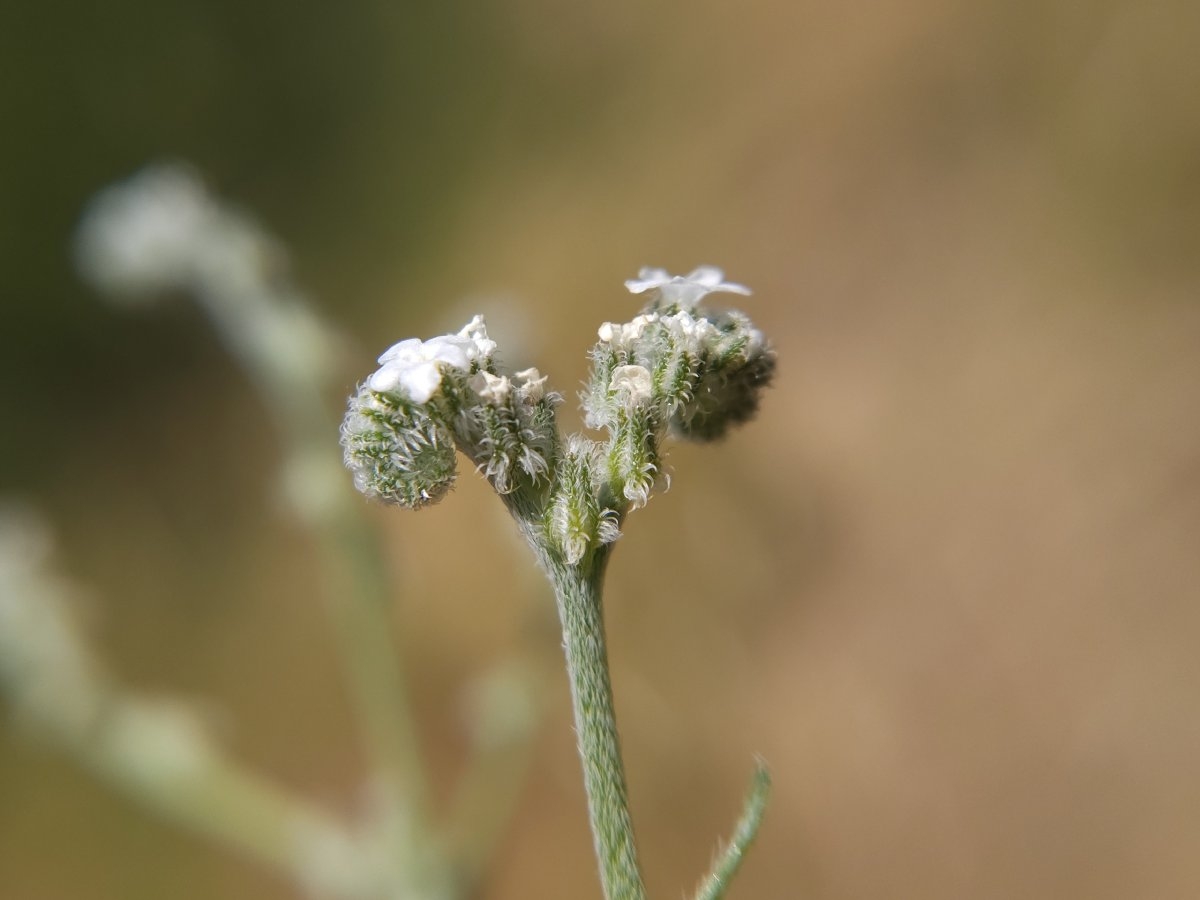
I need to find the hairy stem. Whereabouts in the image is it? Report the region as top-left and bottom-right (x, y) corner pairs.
(549, 558), (646, 900)
(692, 762), (772, 900)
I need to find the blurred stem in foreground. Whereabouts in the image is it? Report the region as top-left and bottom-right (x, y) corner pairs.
(74, 162), (437, 877)
(0, 507), (375, 899)
(57, 162), (545, 897)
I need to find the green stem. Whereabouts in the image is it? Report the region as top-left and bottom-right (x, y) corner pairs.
(692, 762), (771, 900)
(549, 557), (646, 900)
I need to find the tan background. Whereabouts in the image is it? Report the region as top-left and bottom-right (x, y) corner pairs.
(2, 0), (1199, 897)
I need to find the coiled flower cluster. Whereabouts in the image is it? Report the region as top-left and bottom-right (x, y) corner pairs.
(342, 315), (560, 509)
(584, 268), (777, 505)
(341, 267), (775, 568)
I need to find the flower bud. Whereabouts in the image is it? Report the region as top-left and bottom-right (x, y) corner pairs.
(341, 386), (458, 508)
(609, 403), (660, 508)
(668, 309), (776, 442)
(548, 438), (620, 565)
(458, 368), (560, 495)
(585, 272), (775, 452)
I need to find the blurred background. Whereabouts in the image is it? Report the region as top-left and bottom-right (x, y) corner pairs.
(2, 0), (1200, 897)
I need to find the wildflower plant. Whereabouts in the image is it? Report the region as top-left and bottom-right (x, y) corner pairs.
(343, 266), (777, 900)
(1, 163), (776, 900)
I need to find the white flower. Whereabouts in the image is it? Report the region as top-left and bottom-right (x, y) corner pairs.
(514, 367), (548, 402)
(597, 314), (659, 348)
(368, 316), (496, 402)
(624, 266), (751, 308)
(458, 314), (498, 358)
(470, 370), (512, 404)
(661, 310), (718, 351)
(74, 164), (218, 297)
(609, 365), (653, 406)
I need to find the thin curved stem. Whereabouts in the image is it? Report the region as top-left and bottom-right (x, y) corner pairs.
(692, 761), (772, 900)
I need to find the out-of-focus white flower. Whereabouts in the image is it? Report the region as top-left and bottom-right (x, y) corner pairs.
(609, 365), (653, 406)
(368, 317), (496, 402)
(624, 266), (751, 308)
(74, 164), (218, 298)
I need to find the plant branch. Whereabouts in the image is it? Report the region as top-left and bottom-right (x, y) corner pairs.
(692, 761), (772, 900)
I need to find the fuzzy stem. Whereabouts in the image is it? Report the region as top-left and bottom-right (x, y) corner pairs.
(549, 557), (646, 900)
(692, 762), (771, 900)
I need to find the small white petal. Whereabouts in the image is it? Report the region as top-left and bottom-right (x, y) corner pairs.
(367, 364), (404, 392)
(624, 265), (752, 307)
(423, 335), (474, 370)
(659, 282), (711, 308)
(470, 370), (512, 404)
(716, 279), (752, 296)
(378, 338), (424, 366)
(457, 314), (497, 358)
(624, 268), (672, 294)
(688, 266), (726, 287)
(400, 363), (444, 403)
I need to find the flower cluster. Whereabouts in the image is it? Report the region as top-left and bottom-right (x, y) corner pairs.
(583, 268), (775, 505)
(341, 316), (560, 508)
(368, 316), (498, 402)
(342, 267), (774, 568)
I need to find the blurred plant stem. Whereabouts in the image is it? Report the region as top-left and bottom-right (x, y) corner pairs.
(189, 267), (439, 874)
(75, 694), (362, 894)
(444, 657), (547, 891)
(61, 164), (547, 898)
